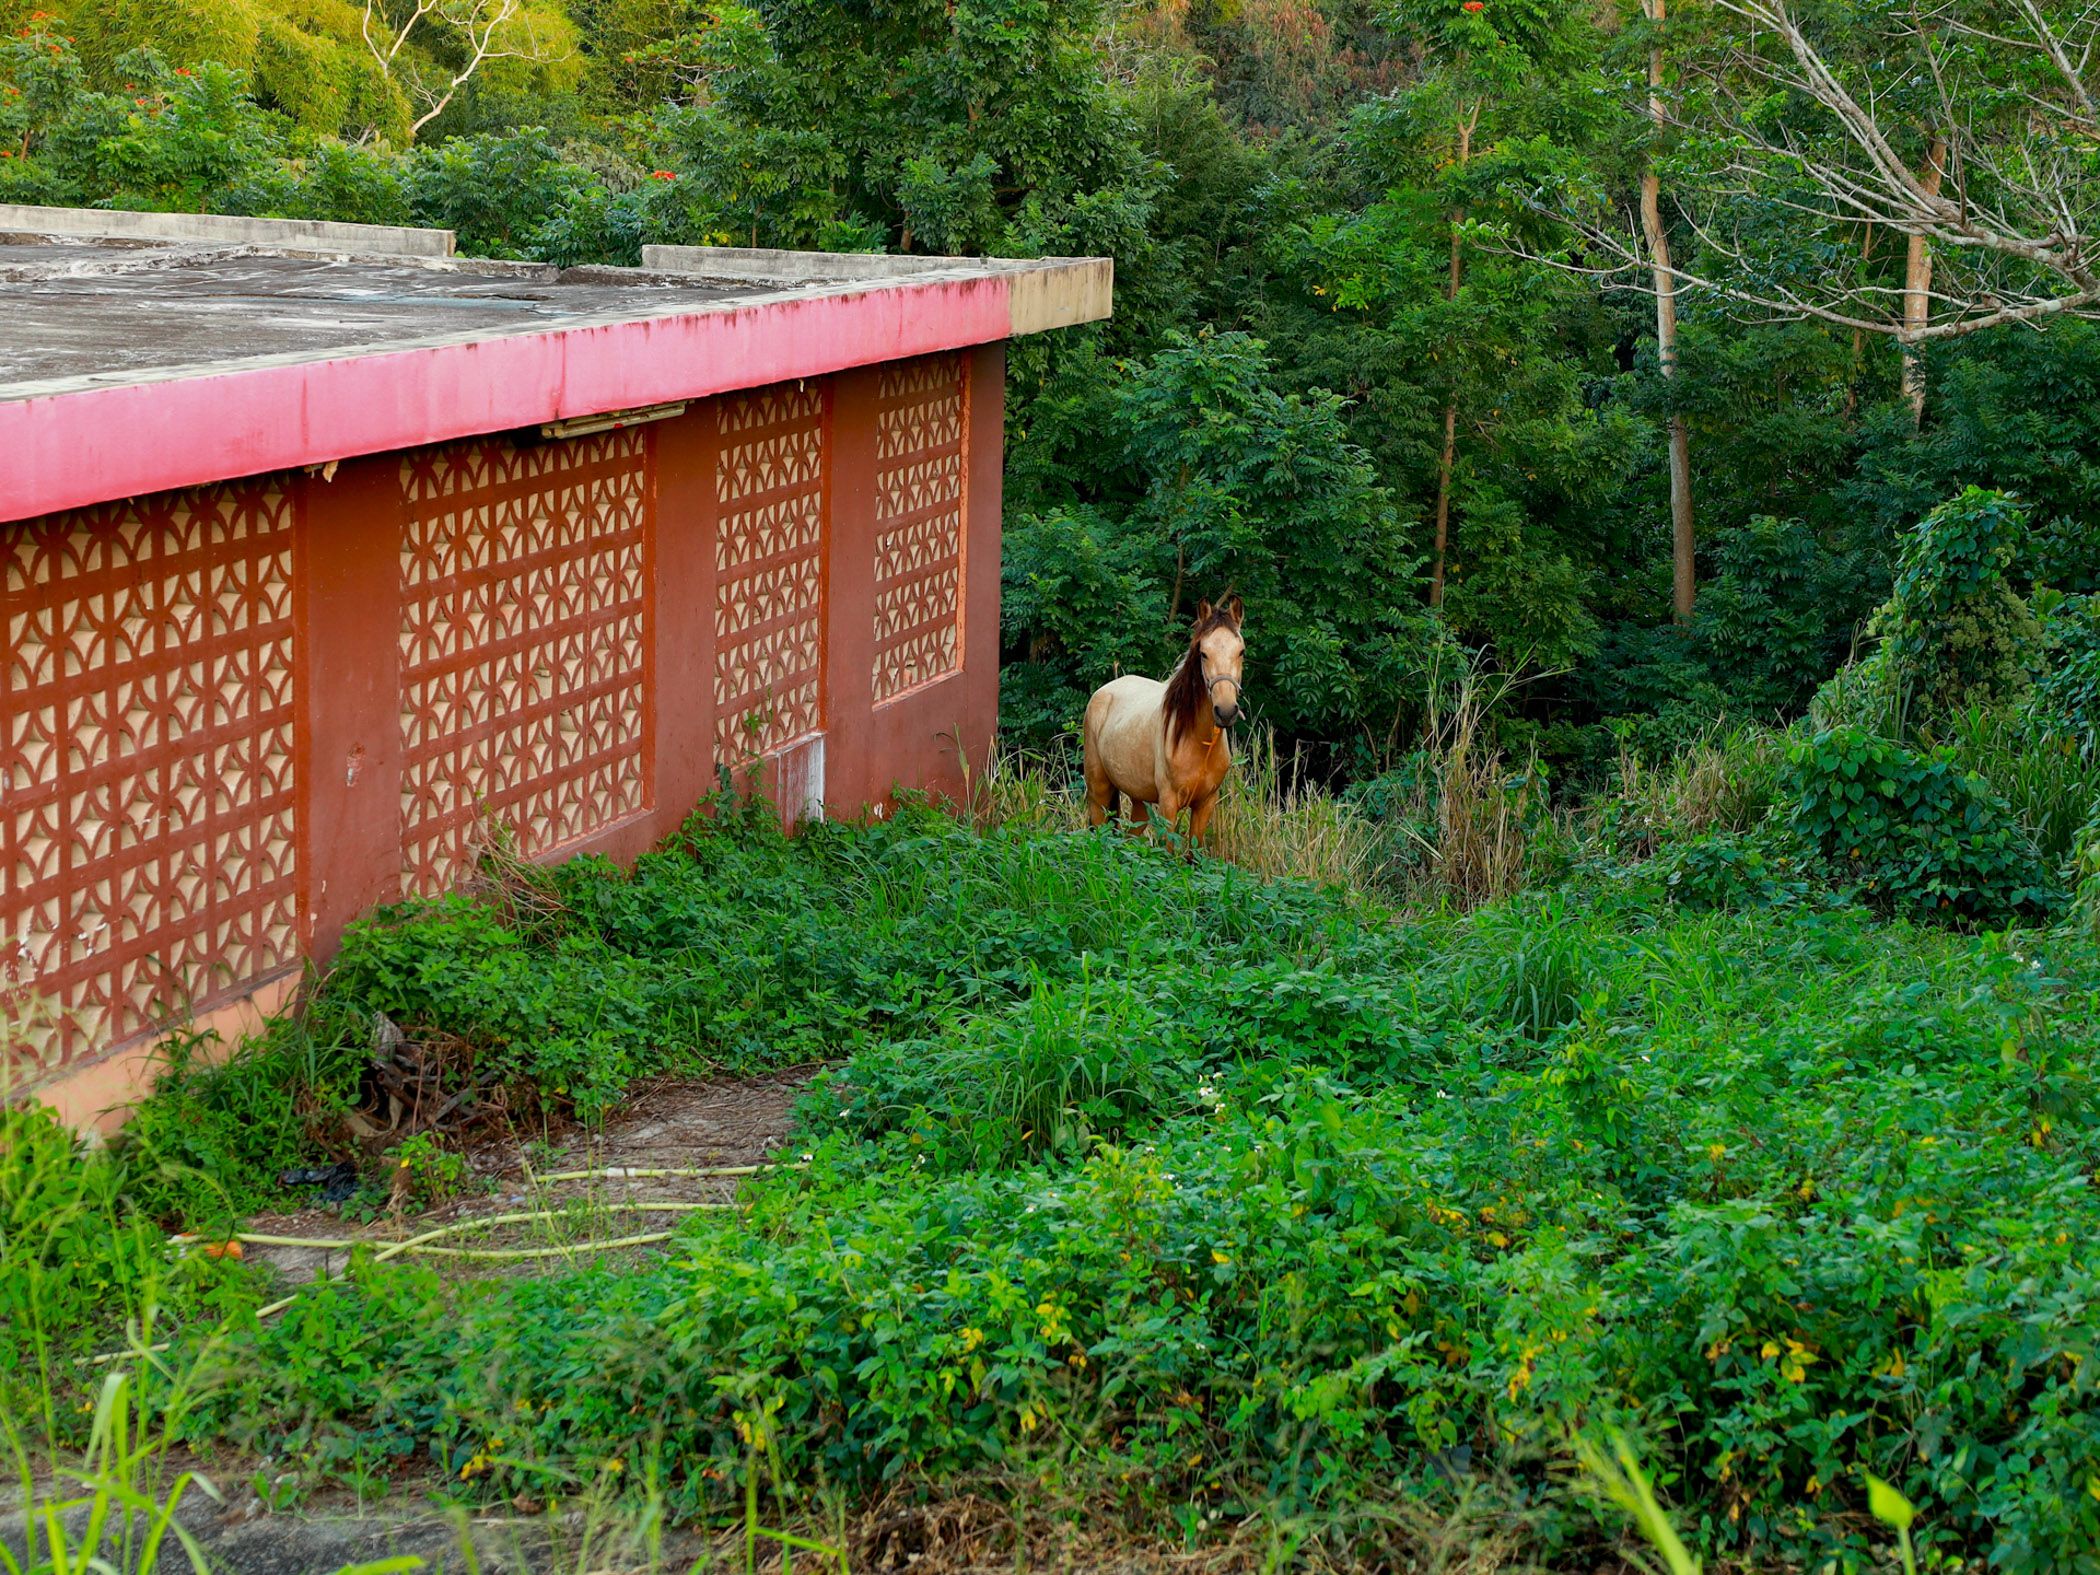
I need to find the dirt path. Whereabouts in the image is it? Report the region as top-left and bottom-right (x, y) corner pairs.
(239, 1066), (822, 1288)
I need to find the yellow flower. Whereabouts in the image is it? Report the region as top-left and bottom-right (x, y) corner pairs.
(605, 1457), (625, 1476)
(1707, 1143), (1727, 1163)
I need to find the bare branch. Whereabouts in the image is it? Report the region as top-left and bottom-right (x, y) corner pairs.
(1511, 0), (2100, 343)
(359, 0), (570, 143)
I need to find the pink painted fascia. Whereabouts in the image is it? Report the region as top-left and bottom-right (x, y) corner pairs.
(1, 274), (1015, 523)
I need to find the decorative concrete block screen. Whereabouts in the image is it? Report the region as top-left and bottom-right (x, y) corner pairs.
(2, 484), (301, 1075)
(398, 431), (652, 897)
(713, 383), (828, 762)
(2, 352), (1004, 1093)
(872, 354), (968, 703)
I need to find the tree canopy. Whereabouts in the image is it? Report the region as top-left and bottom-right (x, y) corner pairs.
(4, 0), (2098, 776)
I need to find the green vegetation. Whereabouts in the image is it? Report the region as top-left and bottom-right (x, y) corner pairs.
(7, 0), (2100, 1568)
(8, 726), (2100, 1568)
(6, 0), (2099, 774)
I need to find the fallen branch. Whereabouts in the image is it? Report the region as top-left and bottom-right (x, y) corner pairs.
(528, 1162), (789, 1183)
(86, 1198), (749, 1365)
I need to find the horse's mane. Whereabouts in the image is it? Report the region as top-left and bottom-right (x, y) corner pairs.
(1163, 604), (1240, 747)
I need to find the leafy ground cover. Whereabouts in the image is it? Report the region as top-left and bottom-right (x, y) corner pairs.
(8, 780), (2097, 1572)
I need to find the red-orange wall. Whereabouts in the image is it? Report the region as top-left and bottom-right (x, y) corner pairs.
(1, 345), (1005, 1119)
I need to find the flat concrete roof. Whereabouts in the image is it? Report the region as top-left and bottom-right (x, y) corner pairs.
(0, 207), (1111, 522)
(0, 244), (757, 393)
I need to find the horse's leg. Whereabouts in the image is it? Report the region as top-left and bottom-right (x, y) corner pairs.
(1083, 750), (1116, 828)
(1155, 788), (1182, 845)
(1187, 791), (1217, 854)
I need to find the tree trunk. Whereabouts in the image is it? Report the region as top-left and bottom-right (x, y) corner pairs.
(1640, 0), (1696, 625)
(1430, 401), (1459, 607)
(1844, 227), (1874, 421)
(1428, 102), (1479, 610)
(1901, 137), (1947, 425)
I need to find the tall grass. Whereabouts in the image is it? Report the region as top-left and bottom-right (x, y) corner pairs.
(965, 729), (1381, 890)
(4, 1363), (224, 1575)
(1410, 664), (1541, 909)
(1206, 728), (1380, 888)
(1599, 724), (1784, 855)
(1937, 705), (2100, 863)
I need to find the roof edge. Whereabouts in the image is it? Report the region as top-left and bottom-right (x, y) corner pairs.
(1, 271), (1015, 522)
(642, 246), (1112, 334)
(0, 203), (456, 259)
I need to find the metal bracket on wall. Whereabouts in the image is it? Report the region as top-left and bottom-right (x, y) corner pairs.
(537, 401), (687, 442)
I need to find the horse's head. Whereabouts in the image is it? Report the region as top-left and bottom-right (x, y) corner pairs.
(1191, 596), (1245, 728)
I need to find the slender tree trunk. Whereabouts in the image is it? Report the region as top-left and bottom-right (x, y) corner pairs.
(1844, 227), (1874, 421)
(1901, 137), (1947, 425)
(1640, 0), (1696, 625)
(1429, 102), (1479, 609)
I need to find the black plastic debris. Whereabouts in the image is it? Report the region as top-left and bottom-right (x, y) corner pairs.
(277, 1161), (360, 1203)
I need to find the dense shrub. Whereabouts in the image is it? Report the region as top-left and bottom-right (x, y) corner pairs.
(2034, 593), (2100, 760)
(1816, 489), (2041, 740)
(1653, 827), (1811, 911)
(1695, 515), (1876, 714)
(1850, 325), (2100, 596)
(181, 881), (2100, 1571)
(1000, 331), (1442, 761)
(1782, 726), (2058, 921)
(0, 1101), (254, 1381)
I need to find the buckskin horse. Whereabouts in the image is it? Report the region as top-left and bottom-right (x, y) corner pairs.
(1082, 597), (1245, 849)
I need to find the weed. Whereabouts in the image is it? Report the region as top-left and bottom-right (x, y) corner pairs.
(1783, 724), (2060, 920)
(11, 775), (2099, 1571)
(383, 1133), (473, 1212)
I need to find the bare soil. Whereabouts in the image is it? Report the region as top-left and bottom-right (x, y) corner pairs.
(5, 1476), (1572, 1574)
(237, 1066), (821, 1289)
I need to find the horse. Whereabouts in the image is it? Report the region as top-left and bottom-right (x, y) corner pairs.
(1082, 597), (1245, 849)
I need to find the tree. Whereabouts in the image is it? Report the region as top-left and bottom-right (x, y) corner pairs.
(27, 0), (412, 138)
(647, 0), (1158, 258)
(1258, 0), (1620, 670)
(1574, 0), (2100, 356)
(360, 0), (574, 141)
(1430, 94), (1479, 610)
(1002, 332), (1440, 763)
(1636, 0), (1696, 621)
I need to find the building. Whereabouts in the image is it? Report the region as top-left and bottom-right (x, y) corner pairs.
(0, 204), (1111, 1129)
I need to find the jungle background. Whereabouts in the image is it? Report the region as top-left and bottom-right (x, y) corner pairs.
(8, 0), (2097, 782)
(7, 3), (2100, 1572)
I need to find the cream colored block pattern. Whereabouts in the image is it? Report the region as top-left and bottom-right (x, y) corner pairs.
(871, 354), (966, 703)
(714, 383), (826, 762)
(2, 484), (298, 1076)
(398, 431), (649, 896)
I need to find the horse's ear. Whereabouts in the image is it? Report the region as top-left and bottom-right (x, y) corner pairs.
(1193, 600), (1212, 627)
(1223, 594), (1243, 626)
